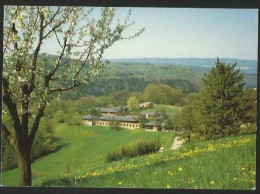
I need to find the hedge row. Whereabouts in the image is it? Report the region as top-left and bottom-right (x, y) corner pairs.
(106, 138), (161, 162)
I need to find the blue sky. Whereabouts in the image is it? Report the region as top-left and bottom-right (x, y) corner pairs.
(39, 7), (258, 60)
(102, 8), (258, 60)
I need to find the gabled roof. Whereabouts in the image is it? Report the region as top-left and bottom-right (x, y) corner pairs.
(144, 120), (161, 127)
(82, 115), (98, 120)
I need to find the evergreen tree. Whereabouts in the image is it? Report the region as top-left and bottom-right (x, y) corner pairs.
(196, 59), (250, 138)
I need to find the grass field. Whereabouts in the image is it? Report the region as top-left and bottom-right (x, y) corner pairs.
(1, 124), (175, 186)
(148, 104), (182, 116)
(1, 124), (256, 189)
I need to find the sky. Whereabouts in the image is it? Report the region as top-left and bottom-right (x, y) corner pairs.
(102, 8), (258, 60)
(40, 7), (258, 60)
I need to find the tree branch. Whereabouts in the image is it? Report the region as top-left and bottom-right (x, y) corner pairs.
(28, 105), (45, 149)
(43, 7), (61, 28)
(49, 80), (85, 92)
(2, 77), (23, 142)
(42, 7), (75, 40)
(2, 123), (19, 153)
(28, 11), (45, 94)
(45, 36), (67, 81)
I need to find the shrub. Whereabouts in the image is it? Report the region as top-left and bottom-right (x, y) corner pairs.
(2, 117), (57, 171)
(240, 123), (257, 135)
(106, 150), (123, 162)
(106, 138), (161, 162)
(42, 177), (74, 186)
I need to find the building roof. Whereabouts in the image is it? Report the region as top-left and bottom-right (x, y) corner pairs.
(140, 111), (157, 116)
(98, 115), (139, 122)
(82, 115), (98, 120)
(97, 107), (121, 113)
(144, 120), (161, 127)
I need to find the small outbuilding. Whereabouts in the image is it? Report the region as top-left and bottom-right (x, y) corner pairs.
(144, 120), (161, 131)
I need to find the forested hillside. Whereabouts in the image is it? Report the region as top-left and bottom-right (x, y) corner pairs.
(63, 63), (202, 99)
(39, 55), (257, 100)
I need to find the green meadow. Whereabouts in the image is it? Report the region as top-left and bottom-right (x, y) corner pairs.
(2, 124), (256, 189)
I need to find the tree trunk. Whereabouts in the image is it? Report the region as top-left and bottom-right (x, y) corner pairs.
(17, 148), (32, 186)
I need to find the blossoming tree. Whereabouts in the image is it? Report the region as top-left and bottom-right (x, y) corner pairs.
(2, 6), (144, 186)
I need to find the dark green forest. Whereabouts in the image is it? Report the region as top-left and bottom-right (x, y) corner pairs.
(61, 63), (202, 99)
(60, 62), (256, 100)
(36, 55), (257, 100)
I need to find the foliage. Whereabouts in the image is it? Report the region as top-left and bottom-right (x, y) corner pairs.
(109, 118), (121, 130)
(2, 117), (56, 171)
(127, 96), (140, 112)
(138, 116), (148, 128)
(2, 5), (144, 186)
(30, 118), (57, 160)
(106, 139), (161, 162)
(59, 63), (201, 99)
(143, 84), (185, 105)
(187, 59), (255, 139)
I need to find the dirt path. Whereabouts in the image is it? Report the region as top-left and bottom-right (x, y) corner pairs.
(171, 136), (185, 150)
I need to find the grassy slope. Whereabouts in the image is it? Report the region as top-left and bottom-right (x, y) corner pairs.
(2, 123), (256, 189)
(44, 134), (256, 189)
(148, 104), (182, 116)
(1, 125), (175, 186)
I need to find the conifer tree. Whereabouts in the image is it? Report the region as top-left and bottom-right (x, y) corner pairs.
(196, 58), (249, 138)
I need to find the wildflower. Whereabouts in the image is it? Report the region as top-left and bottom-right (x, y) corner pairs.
(233, 177), (238, 181)
(241, 167), (246, 171)
(167, 171), (173, 176)
(178, 167), (183, 172)
(210, 180), (215, 185)
(166, 184), (171, 188)
(118, 181), (123, 185)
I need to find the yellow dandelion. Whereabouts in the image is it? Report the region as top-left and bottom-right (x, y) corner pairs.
(241, 167), (246, 171)
(210, 180), (215, 185)
(233, 177), (238, 181)
(118, 181), (123, 185)
(178, 167), (183, 172)
(166, 184), (171, 188)
(167, 171), (173, 176)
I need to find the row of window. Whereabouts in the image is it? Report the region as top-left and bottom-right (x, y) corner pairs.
(95, 121), (139, 128)
(96, 122), (109, 126)
(120, 123), (139, 128)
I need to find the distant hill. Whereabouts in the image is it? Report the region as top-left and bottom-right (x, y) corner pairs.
(107, 58), (257, 74)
